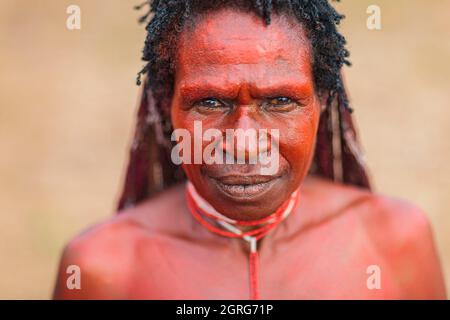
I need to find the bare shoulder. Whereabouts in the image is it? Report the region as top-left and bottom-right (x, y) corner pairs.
(305, 176), (436, 244)
(359, 191), (447, 298)
(53, 183), (190, 299)
(305, 176), (447, 298)
(357, 189), (433, 253)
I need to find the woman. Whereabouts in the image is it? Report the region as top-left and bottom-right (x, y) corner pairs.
(53, 0), (446, 299)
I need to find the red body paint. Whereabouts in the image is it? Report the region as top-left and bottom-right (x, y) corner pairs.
(171, 9), (319, 221)
(186, 181), (300, 299)
(52, 8), (447, 300)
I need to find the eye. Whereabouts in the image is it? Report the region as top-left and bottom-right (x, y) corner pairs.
(268, 97), (293, 105)
(193, 98), (229, 113)
(263, 96), (298, 111)
(197, 98), (224, 108)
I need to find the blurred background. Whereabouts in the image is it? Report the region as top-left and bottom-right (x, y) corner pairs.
(0, 0), (449, 299)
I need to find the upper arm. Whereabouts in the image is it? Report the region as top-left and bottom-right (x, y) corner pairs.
(395, 207), (447, 299)
(370, 198), (447, 299)
(52, 223), (135, 300)
(53, 240), (92, 299)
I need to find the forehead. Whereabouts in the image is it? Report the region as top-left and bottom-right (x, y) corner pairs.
(175, 8), (313, 84)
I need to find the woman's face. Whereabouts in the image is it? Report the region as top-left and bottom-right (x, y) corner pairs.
(170, 8), (320, 220)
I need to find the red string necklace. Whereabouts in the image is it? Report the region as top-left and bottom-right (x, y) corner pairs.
(185, 182), (301, 300)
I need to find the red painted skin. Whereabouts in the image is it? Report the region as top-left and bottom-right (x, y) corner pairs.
(53, 9), (447, 299)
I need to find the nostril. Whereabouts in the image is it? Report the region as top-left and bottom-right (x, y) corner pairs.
(220, 128), (274, 164)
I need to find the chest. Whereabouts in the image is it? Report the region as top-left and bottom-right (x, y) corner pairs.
(126, 230), (403, 299)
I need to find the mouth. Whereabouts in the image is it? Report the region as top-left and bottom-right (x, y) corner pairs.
(209, 175), (280, 201)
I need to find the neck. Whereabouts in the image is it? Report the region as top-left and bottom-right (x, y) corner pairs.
(185, 181), (301, 300)
(185, 181), (301, 245)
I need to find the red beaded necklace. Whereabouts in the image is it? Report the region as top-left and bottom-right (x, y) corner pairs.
(185, 182), (301, 300)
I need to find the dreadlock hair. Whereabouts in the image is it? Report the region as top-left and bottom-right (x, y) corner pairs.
(136, 0), (351, 112)
(118, 0), (370, 210)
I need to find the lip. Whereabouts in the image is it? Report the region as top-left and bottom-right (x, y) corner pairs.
(209, 175), (280, 202)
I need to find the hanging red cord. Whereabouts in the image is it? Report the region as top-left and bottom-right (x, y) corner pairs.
(185, 182), (301, 300)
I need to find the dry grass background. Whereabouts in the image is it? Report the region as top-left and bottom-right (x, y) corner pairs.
(0, 0), (448, 299)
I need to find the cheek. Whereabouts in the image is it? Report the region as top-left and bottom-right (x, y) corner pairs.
(279, 109), (319, 174)
(170, 101), (198, 181)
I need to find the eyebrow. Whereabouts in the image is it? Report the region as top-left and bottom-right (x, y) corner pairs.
(179, 80), (313, 102)
(179, 84), (240, 102)
(250, 82), (314, 99)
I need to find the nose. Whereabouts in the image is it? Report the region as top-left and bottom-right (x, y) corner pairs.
(222, 106), (272, 163)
